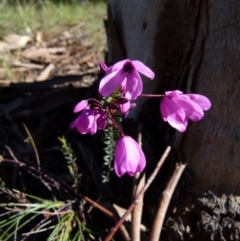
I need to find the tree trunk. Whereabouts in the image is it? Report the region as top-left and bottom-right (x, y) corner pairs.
(106, 0), (240, 196)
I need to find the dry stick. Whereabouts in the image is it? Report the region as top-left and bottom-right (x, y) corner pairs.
(149, 163), (187, 241)
(131, 124), (145, 241)
(104, 146), (172, 241)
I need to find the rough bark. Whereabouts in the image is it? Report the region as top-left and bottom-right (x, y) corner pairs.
(107, 0), (240, 195)
(179, 0), (240, 195)
(165, 192), (240, 241)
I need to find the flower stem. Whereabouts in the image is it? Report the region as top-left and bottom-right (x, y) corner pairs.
(139, 94), (164, 98)
(88, 98), (103, 106)
(139, 94), (165, 98)
(110, 116), (124, 137)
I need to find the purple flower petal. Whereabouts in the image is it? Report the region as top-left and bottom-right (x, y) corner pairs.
(91, 115), (98, 135)
(118, 97), (129, 104)
(119, 101), (130, 113)
(160, 97), (187, 132)
(98, 59), (155, 98)
(74, 109), (95, 134)
(124, 70), (143, 100)
(73, 100), (88, 113)
(165, 90), (183, 98)
(76, 122), (91, 134)
(185, 94), (211, 111)
(99, 62), (108, 73)
(132, 60), (155, 80)
(172, 95), (204, 121)
(160, 90), (211, 132)
(122, 111), (129, 119)
(111, 59), (129, 72)
(130, 103), (137, 109)
(99, 70), (126, 97)
(70, 115), (81, 129)
(96, 110), (107, 129)
(114, 136), (146, 177)
(71, 107), (107, 135)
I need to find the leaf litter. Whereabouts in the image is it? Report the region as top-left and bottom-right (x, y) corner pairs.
(0, 24), (105, 85)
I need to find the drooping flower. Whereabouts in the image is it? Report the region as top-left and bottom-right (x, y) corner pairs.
(119, 101), (130, 113)
(114, 136), (146, 177)
(70, 100), (107, 135)
(160, 90), (211, 132)
(99, 59), (155, 100)
(117, 97), (131, 113)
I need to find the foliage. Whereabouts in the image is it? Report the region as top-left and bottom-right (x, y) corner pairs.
(0, 189), (90, 241)
(59, 136), (81, 191)
(102, 127), (115, 183)
(0, 135), (101, 240)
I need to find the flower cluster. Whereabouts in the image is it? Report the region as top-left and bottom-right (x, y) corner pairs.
(70, 99), (107, 135)
(70, 59), (211, 177)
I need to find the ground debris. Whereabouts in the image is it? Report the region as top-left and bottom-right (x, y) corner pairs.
(164, 191), (240, 241)
(0, 28), (104, 85)
(165, 216), (187, 241)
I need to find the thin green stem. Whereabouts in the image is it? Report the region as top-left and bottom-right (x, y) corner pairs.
(109, 115), (124, 137)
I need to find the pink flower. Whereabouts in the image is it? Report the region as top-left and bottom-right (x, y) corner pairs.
(160, 90), (211, 132)
(114, 136), (146, 177)
(116, 97), (131, 113)
(70, 100), (107, 135)
(99, 62), (112, 74)
(99, 59), (155, 100)
(119, 101), (130, 113)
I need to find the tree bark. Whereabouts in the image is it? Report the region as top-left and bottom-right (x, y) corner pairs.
(106, 0), (240, 195)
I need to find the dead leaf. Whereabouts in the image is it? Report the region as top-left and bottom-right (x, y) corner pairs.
(22, 47), (50, 60)
(22, 47), (65, 62)
(36, 31), (45, 46)
(36, 63), (55, 81)
(0, 34), (32, 52)
(12, 60), (44, 69)
(47, 47), (66, 54)
(4, 34), (32, 48)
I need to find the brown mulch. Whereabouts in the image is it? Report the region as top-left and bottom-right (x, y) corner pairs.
(0, 26), (105, 86)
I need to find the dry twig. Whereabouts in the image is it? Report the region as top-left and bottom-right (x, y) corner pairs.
(149, 163), (187, 241)
(104, 146), (172, 241)
(131, 124), (145, 241)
